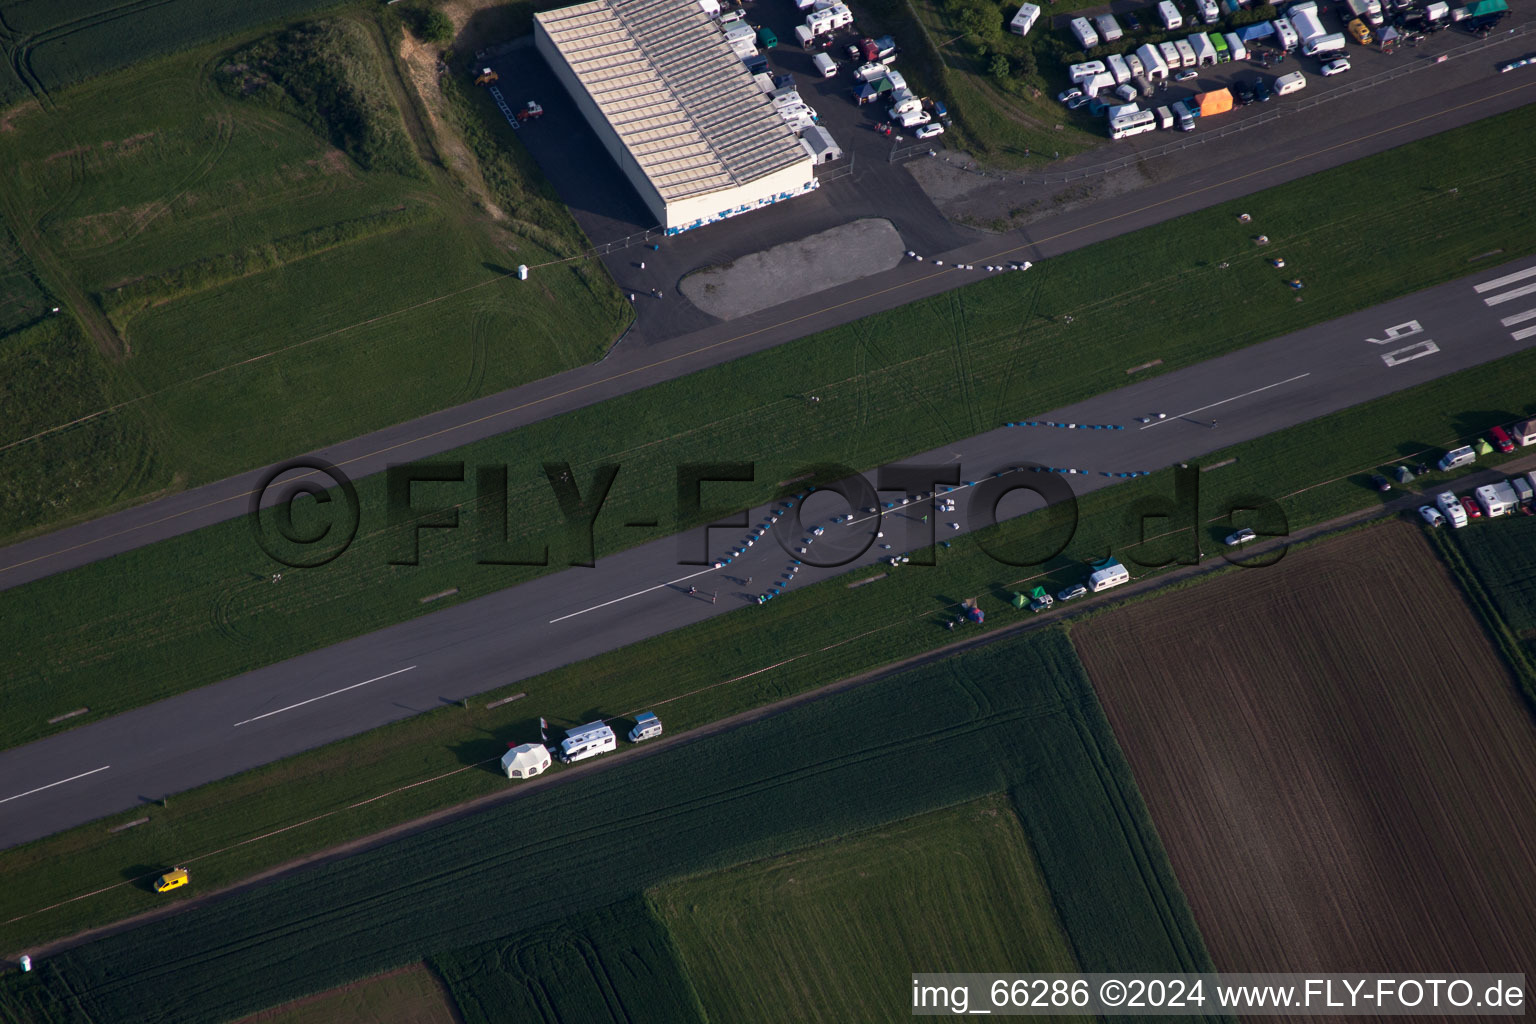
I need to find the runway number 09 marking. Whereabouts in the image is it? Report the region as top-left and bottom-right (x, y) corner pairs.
(1366, 320), (1439, 367)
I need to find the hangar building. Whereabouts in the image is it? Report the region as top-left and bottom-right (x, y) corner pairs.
(534, 0), (818, 235)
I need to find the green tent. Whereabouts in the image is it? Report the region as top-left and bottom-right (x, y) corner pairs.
(1011, 592), (1027, 608)
(1476, 439), (1495, 456)
(1030, 585), (1048, 599)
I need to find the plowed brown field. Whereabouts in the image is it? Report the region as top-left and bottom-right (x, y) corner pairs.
(1073, 522), (1536, 990)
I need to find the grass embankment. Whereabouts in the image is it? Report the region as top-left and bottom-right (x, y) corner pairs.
(6, 102), (1536, 747)
(1, 632), (1213, 1024)
(2, 337), (1531, 957)
(231, 964), (461, 1024)
(0, 0), (356, 110)
(652, 795), (1085, 1024)
(0, 8), (627, 542)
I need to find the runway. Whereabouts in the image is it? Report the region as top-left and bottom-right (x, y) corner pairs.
(3, 255), (1533, 848)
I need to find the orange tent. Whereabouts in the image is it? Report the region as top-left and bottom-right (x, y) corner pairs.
(1196, 88), (1233, 116)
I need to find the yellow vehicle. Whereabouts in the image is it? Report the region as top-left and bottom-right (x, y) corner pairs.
(154, 867), (189, 893)
(1347, 18), (1373, 43)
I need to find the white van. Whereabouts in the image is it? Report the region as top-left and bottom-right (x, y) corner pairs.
(559, 721), (617, 763)
(1303, 32), (1347, 56)
(812, 52), (838, 76)
(1274, 70), (1307, 95)
(1435, 491), (1469, 528)
(1437, 444), (1476, 471)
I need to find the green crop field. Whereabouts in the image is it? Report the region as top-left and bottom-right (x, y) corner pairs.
(0, 8), (627, 541)
(652, 794), (1084, 1023)
(1447, 514), (1536, 636)
(4, 101), (1535, 749)
(0, 630), (1214, 1024)
(433, 899), (707, 1024)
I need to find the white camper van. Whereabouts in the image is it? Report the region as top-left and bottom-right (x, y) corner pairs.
(1435, 491), (1469, 528)
(1437, 445), (1476, 471)
(559, 721), (617, 764)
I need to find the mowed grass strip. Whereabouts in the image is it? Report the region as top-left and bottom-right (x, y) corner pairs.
(6, 102), (1536, 745)
(652, 794), (1084, 1024)
(1, 339), (1531, 956)
(1071, 522), (1536, 977)
(231, 963), (461, 1024)
(0, 631), (1211, 1024)
(432, 898), (708, 1024)
(0, 10), (627, 540)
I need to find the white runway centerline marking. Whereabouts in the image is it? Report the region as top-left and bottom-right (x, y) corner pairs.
(1138, 373), (1311, 429)
(1474, 265), (1536, 293)
(0, 765), (110, 805)
(232, 666), (417, 727)
(548, 568), (719, 623)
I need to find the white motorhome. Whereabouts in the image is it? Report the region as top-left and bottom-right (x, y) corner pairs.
(1106, 52), (1132, 83)
(1272, 16), (1301, 49)
(1110, 109), (1157, 139)
(1095, 13), (1124, 42)
(1158, 0), (1183, 30)
(1125, 52), (1145, 76)
(1197, 0), (1220, 23)
(558, 722), (616, 764)
(1190, 32), (1217, 66)
(628, 712), (664, 743)
(1437, 444), (1476, 471)
(1274, 69), (1307, 94)
(1435, 491), (1469, 528)
(1303, 32), (1346, 55)
(1070, 16), (1100, 49)
(1174, 38), (1198, 68)
(1010, 2), (1040, 36)
(1158, 40), (1182, 70)
(1088, 559), (1131, 592)
(1223, 32), (1247, 60)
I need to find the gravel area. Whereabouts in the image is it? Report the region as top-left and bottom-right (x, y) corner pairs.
(679, 218), (906, 320)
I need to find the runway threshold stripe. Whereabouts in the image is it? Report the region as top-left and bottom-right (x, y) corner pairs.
(1512, 324), (1536, 342)
(1499, 307), (1536, 328)
(1474, 265), (1536, 294)
(0, 765), (110, 805)
(1482, 281), (1536, 306)
(231, 666), (418, 727)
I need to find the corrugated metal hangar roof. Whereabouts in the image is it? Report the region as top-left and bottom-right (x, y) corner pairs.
(536, 0), (806, 203)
